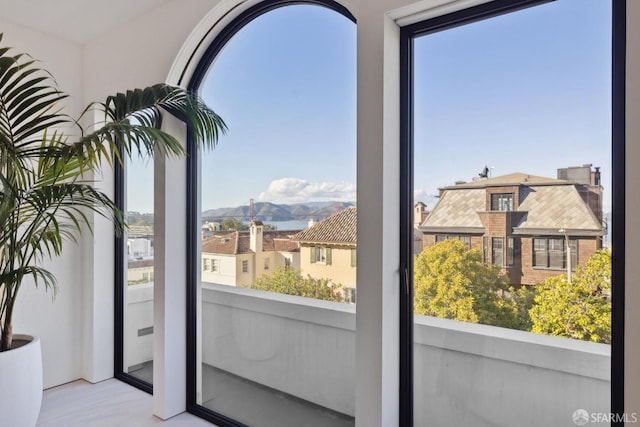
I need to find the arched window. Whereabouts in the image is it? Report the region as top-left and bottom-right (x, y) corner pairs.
(187, 2), (356, 425)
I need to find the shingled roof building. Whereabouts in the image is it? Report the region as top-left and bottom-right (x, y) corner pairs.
(418, 165), (606, 286)
(201, 221), (301, 287)
(293, 207), (358, 302)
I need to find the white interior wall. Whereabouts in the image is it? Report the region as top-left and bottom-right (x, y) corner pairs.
(82, 0), (215, 102)
(0, 20), (86, 389)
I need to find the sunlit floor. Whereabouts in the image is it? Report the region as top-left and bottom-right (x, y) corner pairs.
(125, 362), (355, 427)
(37, 379), (216, 427)
(38, 364), (354, 427)
(202, 365), (354, 427)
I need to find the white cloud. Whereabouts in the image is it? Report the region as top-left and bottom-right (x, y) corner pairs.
(258, 178), (356, 203)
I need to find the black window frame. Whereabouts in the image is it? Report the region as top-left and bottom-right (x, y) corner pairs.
(492, 237), (504, 267)
(114, 152), (153, 394)
(435, 234), (472, 249)
(183, 2), (356, 426)
(532, 237), (578, 270)
(399, 0), (626, 425)
(490, 192), (514, 211)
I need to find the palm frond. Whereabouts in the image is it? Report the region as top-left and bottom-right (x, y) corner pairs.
(0, 33), (227, 350)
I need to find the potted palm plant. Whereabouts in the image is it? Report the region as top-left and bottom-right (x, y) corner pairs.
(0, 33), (226, 426)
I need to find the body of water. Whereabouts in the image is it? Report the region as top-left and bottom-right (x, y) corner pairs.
(260, 220), (311, 231)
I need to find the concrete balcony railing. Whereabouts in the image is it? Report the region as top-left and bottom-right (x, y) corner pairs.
(125, 283), (610, 427)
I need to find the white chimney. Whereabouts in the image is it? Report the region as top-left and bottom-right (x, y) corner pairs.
(250, 220), (263, 253)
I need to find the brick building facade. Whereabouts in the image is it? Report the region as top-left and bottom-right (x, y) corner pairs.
(418, 166), (606, 286)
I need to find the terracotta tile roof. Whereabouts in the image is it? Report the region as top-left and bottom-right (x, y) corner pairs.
(201, 230), (301, 255)
(202, 231), (238, 255)
(273, 237), (300, 252)
(262, 231), (301, 252)
(293, 207), (357, 245)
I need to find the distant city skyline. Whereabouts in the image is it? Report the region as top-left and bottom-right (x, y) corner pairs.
(127, 0), (611, 215)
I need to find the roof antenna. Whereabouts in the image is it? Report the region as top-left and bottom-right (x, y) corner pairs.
(249, 198), (254, 222)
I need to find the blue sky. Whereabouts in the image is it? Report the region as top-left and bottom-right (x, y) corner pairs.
(414, 0), (612, 211)
(127, 0), (611, 213)
(199, 5), (356, 210)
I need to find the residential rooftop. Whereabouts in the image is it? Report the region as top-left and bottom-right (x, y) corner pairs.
(202, 229), (301, 255)
(422, 173), (605, 236)
(293, 206), (357, 245)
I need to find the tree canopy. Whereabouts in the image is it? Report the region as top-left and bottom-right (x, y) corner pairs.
(249, 266), (343, 302)
(529, 249), (611, 343)
(220, 217), (248, 231)
(413, 239), (518, 328)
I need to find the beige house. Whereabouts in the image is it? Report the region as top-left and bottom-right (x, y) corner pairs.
(293, 207), (357, 302)
(201, 221), (301, 287)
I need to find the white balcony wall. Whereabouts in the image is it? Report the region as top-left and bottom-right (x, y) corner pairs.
(413, 317), (609, 427)
(124, 284), (154, 370)
(201, 284), (357, 416)
(125, 284), (610, 426)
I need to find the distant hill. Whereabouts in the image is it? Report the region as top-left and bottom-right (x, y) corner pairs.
(202, 201), (355, 222)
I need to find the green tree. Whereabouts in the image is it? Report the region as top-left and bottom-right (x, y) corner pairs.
(220, 217), (248, 230)
(414, 239), (518, 328)
(509, 284), (538, 331)
(249, 267), (343, 302)
(529, 249), (611, 343)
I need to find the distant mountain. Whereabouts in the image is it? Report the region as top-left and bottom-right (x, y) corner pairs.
(202, 201), (355, 222)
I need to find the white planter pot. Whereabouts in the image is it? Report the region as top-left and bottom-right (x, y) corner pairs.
(0, 334), (43, 427)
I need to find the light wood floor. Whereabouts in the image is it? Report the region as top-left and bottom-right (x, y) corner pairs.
(37, 379), (217, 427)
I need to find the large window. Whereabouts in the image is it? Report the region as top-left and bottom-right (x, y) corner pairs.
(435, 234), (471, 249)
(187, 2), (356, 426)
(402, 0), (618, 425)
(533, 237), (578, 270)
